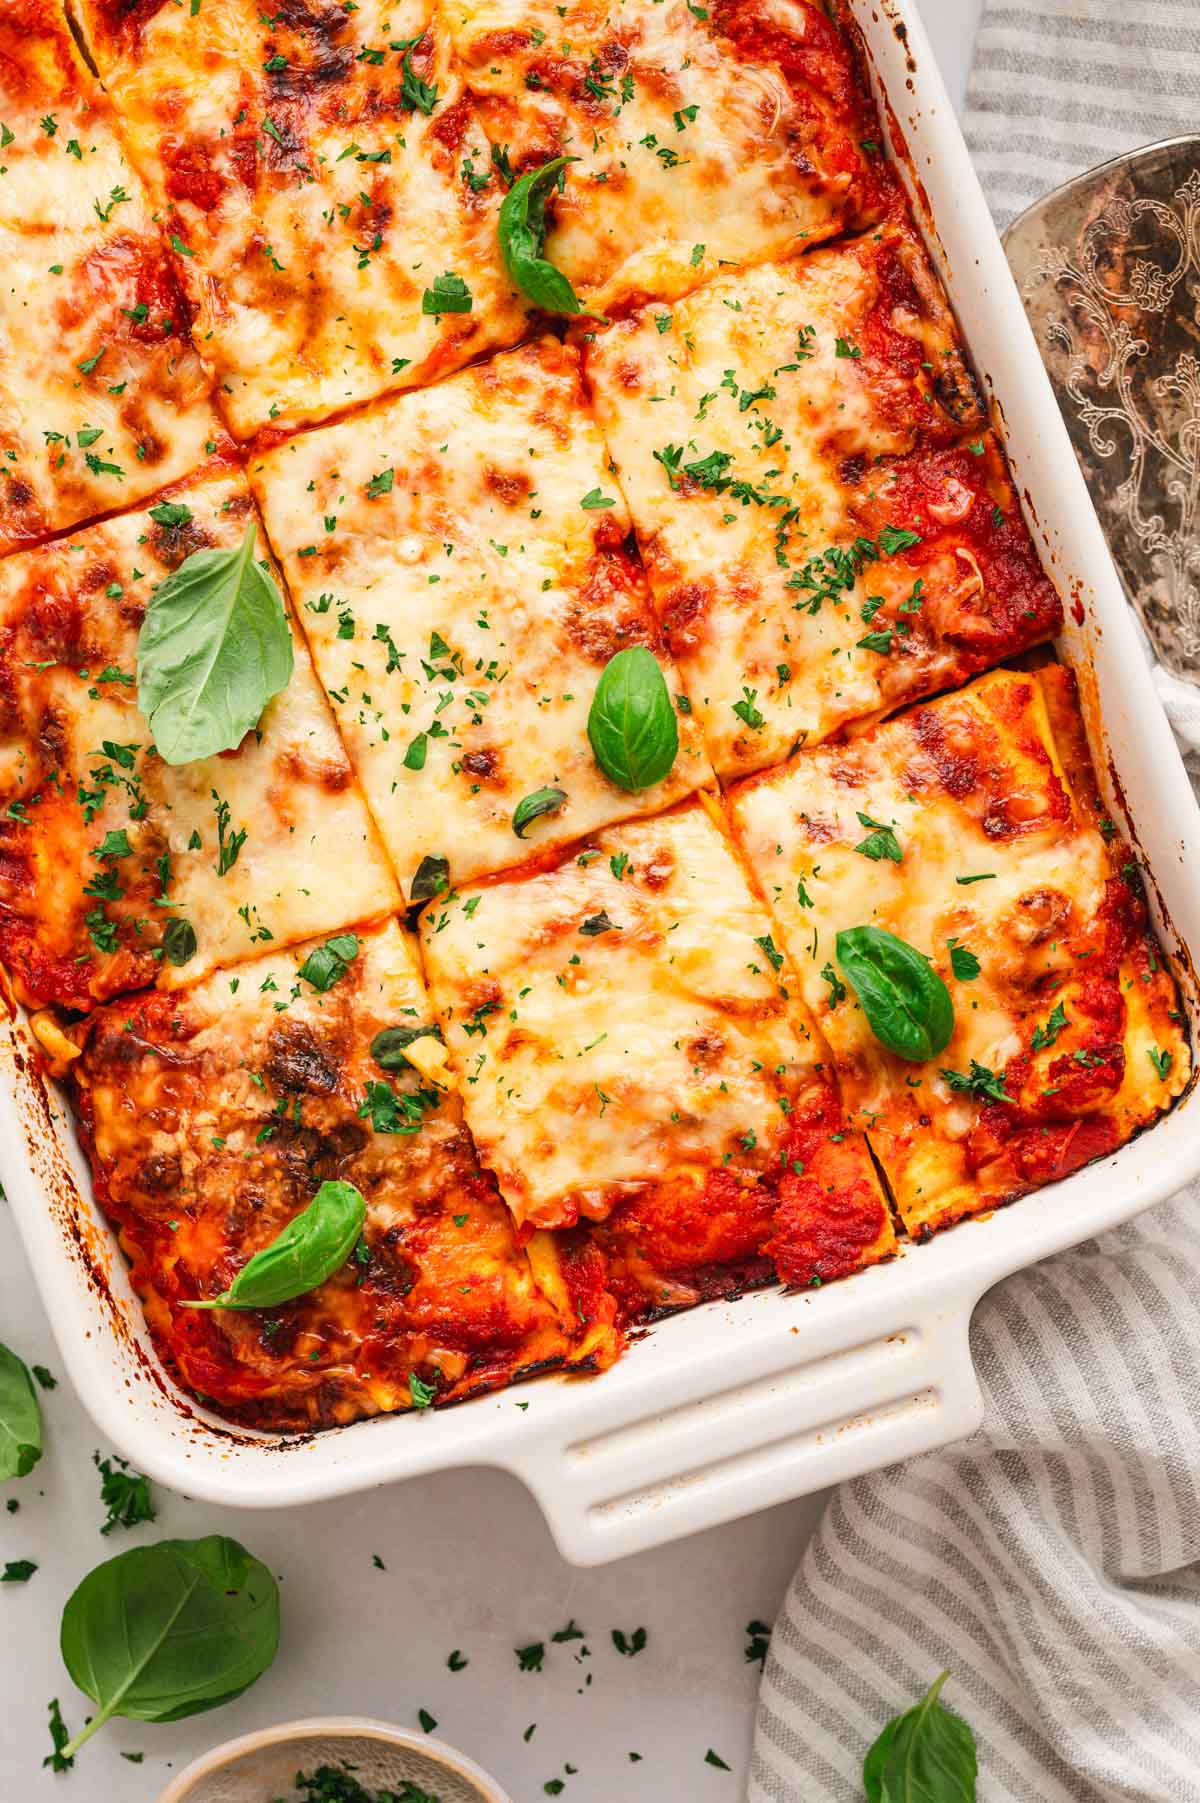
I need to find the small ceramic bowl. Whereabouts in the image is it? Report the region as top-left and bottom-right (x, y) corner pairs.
(155, 1716), (513, 1803)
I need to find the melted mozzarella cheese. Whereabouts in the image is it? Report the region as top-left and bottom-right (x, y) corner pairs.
(74, 919), (605, 1428)
(75, 0), (529, 437)
(0, 472), (397, 1008)
(0, 5), (219, 551)
(729, 669), (1190, 1231)
(445, 0), (881, 309)
(585, 230), (1057, 778)
(252, 336), (711, 900)
(420, 799), (826, 1228)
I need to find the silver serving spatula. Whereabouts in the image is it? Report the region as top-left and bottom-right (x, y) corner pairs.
(1004, 135), (1200, 684)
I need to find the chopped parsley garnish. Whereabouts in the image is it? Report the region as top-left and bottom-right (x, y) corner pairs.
(853, 812), (902, 863)
(939, 1060), (1011, 1104)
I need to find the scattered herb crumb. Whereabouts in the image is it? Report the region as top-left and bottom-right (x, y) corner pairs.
(611, 1626), (647, 1656)
(94, 1452), (155, 1535)
(705, 1748), (732, 1770)
(517, 1641), (546, 1672)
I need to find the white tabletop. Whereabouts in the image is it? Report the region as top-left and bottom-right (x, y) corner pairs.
(0, 5), (982, 1796)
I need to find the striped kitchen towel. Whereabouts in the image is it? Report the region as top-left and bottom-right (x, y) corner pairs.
(963, 0), (1200, 230)
(750, 6), (1200, 1799)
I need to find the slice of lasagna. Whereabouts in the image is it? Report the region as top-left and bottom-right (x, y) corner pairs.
(420, 797), (895, 1310)
(0, 1), (220, 552)
(0, 470), (397, 1012)
(585, 224), (1063, 778)
(72, 0), (529, 438)
(69, 919), (615, 1429)
(729, 667), (1191, 1237)
(444, 0), (892, 311)
(252, 336), (711, 901)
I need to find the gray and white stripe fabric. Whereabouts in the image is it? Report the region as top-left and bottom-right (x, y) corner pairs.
(750, 1191), (1200, 1801)
(751, 6), (1200, 1798)
(963, 0), (1200, 230)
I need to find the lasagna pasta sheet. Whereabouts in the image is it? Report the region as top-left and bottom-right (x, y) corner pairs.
(421, 799), (896, 1303)
(0, 472), (397, 1010)
(71, 919), (616, 1428)
(585, 226), (1062, 777)
(251, 336), (711, 900)
(729, 668), (1191, 1236)
(0, 1), (222, 552)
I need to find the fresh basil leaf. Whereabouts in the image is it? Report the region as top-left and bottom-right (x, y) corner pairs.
(836, 925), (954, 1062)
(136, 522), (294, 766)
(162, 917), (197, 968)
(370, 1023), (444, 1070)
(410, 854), (449, 902)
(512, 785), (567, 839)
(58, 1536), (279, 1761)
(297, 932), (360, 993)
(588, 645), (679, 792)
(0, 1343), (42, 1480)
(182, 1180), (366, 1310)
(863, 1670), (977, 1803)
(498, 156), (601, 318)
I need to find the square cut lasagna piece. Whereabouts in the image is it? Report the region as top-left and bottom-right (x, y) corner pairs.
(0, 2), (221, 554)
(252, 336), (711, 902)
(586, 224), (1063, 778)
(729, 667), (1191, 1237)
(420, 798), (895, 1308)
(73, 0), (529, 438)
(69, 920), (614, 1430)
(443, 0), (891, 314)
(0, 472), (397, 1012)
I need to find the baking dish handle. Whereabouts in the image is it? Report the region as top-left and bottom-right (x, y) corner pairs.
(503, 1290), (985, 1566)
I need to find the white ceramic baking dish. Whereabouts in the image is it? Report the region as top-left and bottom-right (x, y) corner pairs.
(4, 0), (1199, 1568)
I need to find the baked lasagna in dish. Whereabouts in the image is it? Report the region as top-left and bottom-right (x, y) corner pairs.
(0, 0), (1188, 1429)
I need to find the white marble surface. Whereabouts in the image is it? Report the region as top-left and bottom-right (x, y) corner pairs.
(0, 5), (981, 1796)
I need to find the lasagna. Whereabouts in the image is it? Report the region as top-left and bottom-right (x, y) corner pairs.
(74, 0), (531, 437)
(0, 0), (1186, 1434)
(70, 919), (616, 1428)
(420, 798), (895, 1304)
(251, 335), (711, 899)
(443, 0), (891, 312)
(728, 668), (1191, 1236)
(0, 470), (397, 1012)
(0, 1), (221, 553)
(585, 223), (1062, 776)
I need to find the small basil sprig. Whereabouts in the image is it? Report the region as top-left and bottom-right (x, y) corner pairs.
(498, 156), (603, 318)
(0, 1342), (42, 1480)
(863, 1670), (977, 1801)
(513, 786), (567, 839)
(835, 925), (954, 1062)
(588, 646), (679, 792)
(182, 1180), (366, 1311)
(57, 1536), (279, 1763)
(137, 522), (294, 766)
